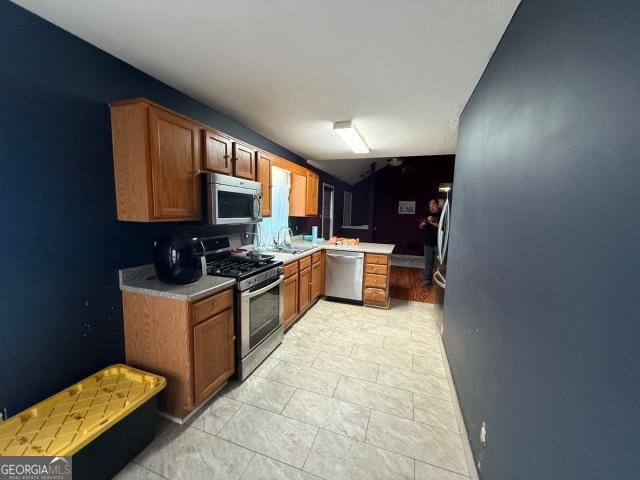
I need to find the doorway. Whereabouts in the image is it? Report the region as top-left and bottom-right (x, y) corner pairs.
(321, 183), (334, 239)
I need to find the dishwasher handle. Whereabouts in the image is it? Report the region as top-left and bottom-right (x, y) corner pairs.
(326, 252), (364, 260)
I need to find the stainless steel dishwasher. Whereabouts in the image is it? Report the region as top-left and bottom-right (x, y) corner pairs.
(325, 250), (365, 301)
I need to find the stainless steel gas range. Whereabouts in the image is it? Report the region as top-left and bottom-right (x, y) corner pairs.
(201, 236), (283, 380)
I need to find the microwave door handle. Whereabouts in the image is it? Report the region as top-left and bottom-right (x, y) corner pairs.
(241, 275), (284, 299)
(252, 194), (261, 220)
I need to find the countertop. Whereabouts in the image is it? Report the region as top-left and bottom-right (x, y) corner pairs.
(321, 242), (395, 255)
(249, 240), (395, 265)
(119, 264), (236, 301)
(119, 240), (395, 299)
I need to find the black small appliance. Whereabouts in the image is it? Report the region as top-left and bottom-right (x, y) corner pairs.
(153, 235), (204, 285)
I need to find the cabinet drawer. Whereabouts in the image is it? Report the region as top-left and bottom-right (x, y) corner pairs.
(299, 255), (311, 270)
(365, 254), (388, 265)
(312, 251), (322, 264)
(284, 261), (298, 278)
(364, 287), (387, 304)
(192, 288), (234, 325)
(365, 263), (387, 275)
(364, 273), (388, 288)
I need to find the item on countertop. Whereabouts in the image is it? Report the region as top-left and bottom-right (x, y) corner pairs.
(311, 226), (318, 243)
(327, 236), (360, 246)
(153, 234), (204, 285)
(303, 235), (313, 241)
(239, 251), (276, 262)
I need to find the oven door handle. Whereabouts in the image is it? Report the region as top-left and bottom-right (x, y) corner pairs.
(241, 275), (284, 299)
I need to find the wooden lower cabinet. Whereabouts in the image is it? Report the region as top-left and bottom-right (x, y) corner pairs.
(299, 266), (311, 312)
(364, 273), (387, 289)
(311, 260), (322, 302)
(122, 287), (235, 419)
(364, 287), (387, 305)
(282, 252), (325, 330)
(363, 253), (391, 308)
(283, 273), (299, 329)
(193, 309), (234, 405)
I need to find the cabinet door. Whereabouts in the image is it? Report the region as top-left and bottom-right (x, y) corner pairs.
(149, 106), (202, 220)
(283, 274), (299, 328)
(232, 141), (256, 180)
(256, 151), (272, 217)
(305, 171), (319, 216)
(310, 260), (322, 302)
(203, 129), (232, 174)
(298, 267), (311, 312)
(193, 309), (234, 405)
(289, 172), (307, 217)
(319, 251), (326, 296)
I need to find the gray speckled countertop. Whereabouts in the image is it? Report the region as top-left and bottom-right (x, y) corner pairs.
(119, 264), (236, 301)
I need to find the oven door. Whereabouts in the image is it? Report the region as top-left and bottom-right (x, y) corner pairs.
(209, 183), (262, 225)
(240, 275), (284, 357)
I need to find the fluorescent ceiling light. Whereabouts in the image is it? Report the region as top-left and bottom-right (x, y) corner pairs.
(333, 121), (369, 154)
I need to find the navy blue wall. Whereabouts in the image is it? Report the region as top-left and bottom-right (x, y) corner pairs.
(444, 0), (640, 478)
(0, 1), (335, 415)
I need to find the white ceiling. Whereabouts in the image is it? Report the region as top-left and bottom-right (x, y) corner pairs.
(13, 0), (519, 184)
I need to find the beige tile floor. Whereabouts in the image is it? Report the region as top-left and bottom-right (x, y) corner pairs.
(114, 299), (477, 480)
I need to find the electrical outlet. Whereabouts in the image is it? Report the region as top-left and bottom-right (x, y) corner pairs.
(480, 421), (487, 445)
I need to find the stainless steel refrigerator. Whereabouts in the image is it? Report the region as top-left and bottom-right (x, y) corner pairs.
(433, 189), (451, 335)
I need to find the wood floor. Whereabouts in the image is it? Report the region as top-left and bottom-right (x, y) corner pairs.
(389, 265), (436, 304)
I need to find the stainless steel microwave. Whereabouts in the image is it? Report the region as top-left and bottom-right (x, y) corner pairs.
(206, 173), (263, 225)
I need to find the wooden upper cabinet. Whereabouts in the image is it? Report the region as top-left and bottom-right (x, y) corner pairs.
(256, 151), (272, 217)
(306, 171), (319, 216)
(110, 99), (202, 222)
(232, 141), (256, 180)
(149, 107), (202, 219)
(193, 308), (235, 405)
(289, 172), (307, 217)
(203, 129), (232, 174)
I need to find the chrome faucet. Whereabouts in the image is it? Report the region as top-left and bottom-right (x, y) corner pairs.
(275, 227), (293, 248)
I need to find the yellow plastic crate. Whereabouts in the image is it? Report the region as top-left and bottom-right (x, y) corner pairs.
(0, 364), (166, 457)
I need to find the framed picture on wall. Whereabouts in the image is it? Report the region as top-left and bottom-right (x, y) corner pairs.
(398, 201), (416, 214)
